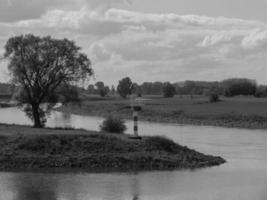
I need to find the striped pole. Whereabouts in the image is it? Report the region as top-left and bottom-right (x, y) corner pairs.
(133, 111), (138, 136)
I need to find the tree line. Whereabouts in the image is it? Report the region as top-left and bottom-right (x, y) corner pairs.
(87, 77), (265, 98)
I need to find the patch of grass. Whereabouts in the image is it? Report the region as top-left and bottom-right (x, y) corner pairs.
(0, 131), (225, 172)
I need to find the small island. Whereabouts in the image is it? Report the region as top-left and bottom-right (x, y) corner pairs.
(0, 124), (225, 172)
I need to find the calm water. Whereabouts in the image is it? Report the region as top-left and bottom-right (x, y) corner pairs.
(0, 107), (267, 200)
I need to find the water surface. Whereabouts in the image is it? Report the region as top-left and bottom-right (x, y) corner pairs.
(0, 107), (267, 200)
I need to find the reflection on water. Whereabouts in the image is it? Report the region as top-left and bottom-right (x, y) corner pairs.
(0, 172), (133, 200)
(1, 107), (267, 199)
(1, 168), (267, 200)
(14, 186), (57, 200)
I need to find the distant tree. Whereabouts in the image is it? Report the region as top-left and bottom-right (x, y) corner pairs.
(173, 83), (185, 95)
(163, 82), (176, 98)
(110, 85), (116, 95)
(141, 82), (153, 95)
(131, 82), (142, 96)
(95, 81), (105, 90)
(222, 78), (257, 97)
(184, 81), (196, 94)
(173, 81), (222, 95)
(99, 86), (110, 97)
(117, 77), (133, 98)
(151, 82), (164, 95)
(255, 85), (267, 98)
(95, 81), (110, 97)
(4, 34), (93, 128)
(87, 84), (95, 94)
(57, 84), (80, 104)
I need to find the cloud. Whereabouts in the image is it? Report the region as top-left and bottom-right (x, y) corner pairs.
(105, 8), (266, 30)
(0, 0), (77, 22)
(242, 29), (267, 49)
(199, 33), (236, 47)
(0, 0), (130, 22)
(1, 3), (267, 84)
(90, 43), (112, 62)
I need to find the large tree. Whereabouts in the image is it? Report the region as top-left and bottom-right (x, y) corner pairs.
(4, 34), (93, 128)
(117, 77), (133, 98)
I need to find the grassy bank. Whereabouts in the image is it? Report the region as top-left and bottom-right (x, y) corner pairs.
(0, 124), (225, 172)
(56, 95), (267, 129)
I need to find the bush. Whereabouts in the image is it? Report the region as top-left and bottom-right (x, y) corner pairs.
(100, 115), (127, 134)
(209, 93), (220, 103)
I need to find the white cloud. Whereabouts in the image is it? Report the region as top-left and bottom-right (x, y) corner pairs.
(0, 0), (130, 22)
(1, 3), (267, 84)
(242, 29), (267, 49)
(199, 33), (236, 47)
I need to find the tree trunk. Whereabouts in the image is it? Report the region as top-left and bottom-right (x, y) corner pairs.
(31, 103), (42, 128)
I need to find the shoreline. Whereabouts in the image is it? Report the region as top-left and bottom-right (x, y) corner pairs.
(56, 106), (267, 130)
(0, 124), (225, 173)
(2, 105), (266, 130)
(3, 96), (267, 130)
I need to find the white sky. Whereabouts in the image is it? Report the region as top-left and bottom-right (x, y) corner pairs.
(1, 0), (267, 85)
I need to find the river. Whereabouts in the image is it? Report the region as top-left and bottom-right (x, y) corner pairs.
(0, 107), (267, 200)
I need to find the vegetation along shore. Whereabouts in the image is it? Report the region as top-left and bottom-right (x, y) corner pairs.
(0, 124), (225, 172)
(57, 95), (267, 130)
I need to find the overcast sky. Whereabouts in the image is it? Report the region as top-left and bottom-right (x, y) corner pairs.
(1, 0), (267, 85)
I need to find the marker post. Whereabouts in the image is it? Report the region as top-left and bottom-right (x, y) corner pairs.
(130, 96), (142, 139)
(133, 105), (141, 137)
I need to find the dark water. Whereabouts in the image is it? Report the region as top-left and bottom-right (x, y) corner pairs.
(0, 107), (267, 200)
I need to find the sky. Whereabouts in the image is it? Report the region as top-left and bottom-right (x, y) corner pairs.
(1, 0), (267, 86)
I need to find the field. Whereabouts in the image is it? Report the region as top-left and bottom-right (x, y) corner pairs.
(57, 95), (267, 129)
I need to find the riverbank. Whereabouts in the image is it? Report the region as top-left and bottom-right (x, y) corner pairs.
(0, 102), (16, 108)
(0, 124), (225, 172)
(56, 95), (267, 129)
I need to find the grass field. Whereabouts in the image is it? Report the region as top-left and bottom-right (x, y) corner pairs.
(57, 95), (267, 129)
(0, 124), (225, 172)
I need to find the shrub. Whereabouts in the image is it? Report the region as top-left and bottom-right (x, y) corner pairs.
(209, 93), (220, 103)
(100, 115), (127, 134)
